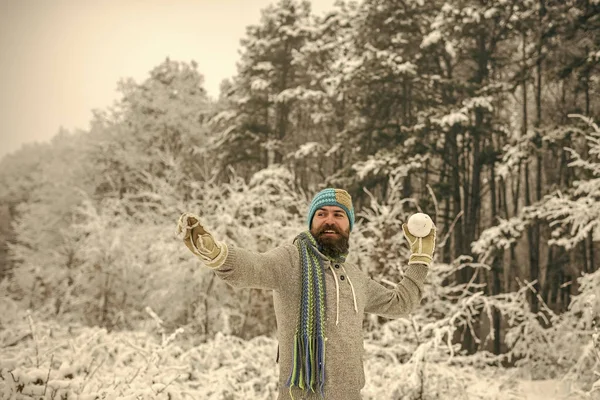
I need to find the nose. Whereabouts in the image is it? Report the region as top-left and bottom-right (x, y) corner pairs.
(323, 214), (337, 226)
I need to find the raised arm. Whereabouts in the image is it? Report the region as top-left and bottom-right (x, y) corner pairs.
(176, 212), (291, 291)
(364, 215), (435, 319)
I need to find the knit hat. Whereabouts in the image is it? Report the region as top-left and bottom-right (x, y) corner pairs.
(307, 188), (355, 231)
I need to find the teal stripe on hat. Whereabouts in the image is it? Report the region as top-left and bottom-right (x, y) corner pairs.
(307, 188), (355, 231)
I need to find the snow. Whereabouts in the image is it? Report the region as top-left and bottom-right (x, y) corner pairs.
(1, 2), (600, 399)
(250, 78), (270, 91)
(289, 142), (324, 159)
(484, 7), (499, 19)
(325, 142), (341, 157)
(210, 110), (237, 125)
(497, 140), (530, 178)
(463, 96), (494, 112)
(352, 157), (387, 180)
(253, 62), (274, 72)
(441, 3), (455, 14)
(393, 61), (418, 75)
(433, 97), (495, 129)
(421, 30), (443, 48)
(445, 41), (456, 59)
(435, 111), (469, 127)
(0, 316), (592, 399)
(3, 153), (599, 398)
(273, 87), (325, 103)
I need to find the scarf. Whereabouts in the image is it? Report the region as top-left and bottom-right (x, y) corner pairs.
(287, 231), (347, 398)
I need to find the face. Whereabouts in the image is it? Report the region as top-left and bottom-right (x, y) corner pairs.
(310, 206), (350, 257)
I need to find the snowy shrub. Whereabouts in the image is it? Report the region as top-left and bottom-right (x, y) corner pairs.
(0, 310), (279, 400)
(7, 156), (310, 337)
(559, 267), (600, 394)
(1, 310), (585, 400)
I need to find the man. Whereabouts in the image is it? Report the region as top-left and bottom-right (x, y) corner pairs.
(177, 188), (435, 400)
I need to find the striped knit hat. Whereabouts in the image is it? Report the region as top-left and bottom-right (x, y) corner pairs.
(307, 188), (355, 231)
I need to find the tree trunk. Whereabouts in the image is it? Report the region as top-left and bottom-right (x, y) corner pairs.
(274, 38), (293, 164)
(500, 176), (517, 293)
(583, 62), (595, 274)
(101, 272), (111, 328)
(451, 129), (475, 352)
(490, 156), (502, 355)
(525, 161), (539, 312)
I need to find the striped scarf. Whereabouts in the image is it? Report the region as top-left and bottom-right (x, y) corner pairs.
(287, 231), (347, 398)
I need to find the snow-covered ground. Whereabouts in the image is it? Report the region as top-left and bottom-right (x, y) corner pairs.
(0, 315), (594, 400)
(517, 380), (573, 400)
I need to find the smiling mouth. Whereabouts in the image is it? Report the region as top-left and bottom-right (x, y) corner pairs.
(321, 230), (339, 236)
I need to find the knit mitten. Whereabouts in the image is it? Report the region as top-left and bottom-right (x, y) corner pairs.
(177, 212), (228, 268)
(402, 219), (436, 266)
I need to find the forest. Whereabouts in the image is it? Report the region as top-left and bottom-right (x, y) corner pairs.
(0, 0), (599, 398)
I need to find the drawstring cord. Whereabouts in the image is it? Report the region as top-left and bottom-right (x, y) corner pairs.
(341, 265), (358, 313)
(330, 266), (341, 325)
(329, 264), (358, 326)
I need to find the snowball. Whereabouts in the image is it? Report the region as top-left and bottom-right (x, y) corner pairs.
(407, 213), (433, 237)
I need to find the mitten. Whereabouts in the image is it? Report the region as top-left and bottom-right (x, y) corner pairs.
(402, 213), (436, 266)
(177, 212), (228, 267)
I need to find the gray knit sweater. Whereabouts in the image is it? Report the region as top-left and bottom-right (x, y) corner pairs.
(210, 242), (429, 400)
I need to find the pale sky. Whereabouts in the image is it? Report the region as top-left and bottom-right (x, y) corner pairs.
(0, 0), (336, 159)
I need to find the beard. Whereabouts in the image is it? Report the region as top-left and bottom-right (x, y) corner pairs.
(311, 224), (350, 259)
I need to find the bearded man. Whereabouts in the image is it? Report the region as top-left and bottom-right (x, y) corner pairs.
(177, 188), (435, 400)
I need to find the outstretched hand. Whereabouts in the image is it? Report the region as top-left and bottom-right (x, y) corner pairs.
(402, 220), (436, 266)
(177, 212), (200, 240)
(177, 212), (222, 261)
